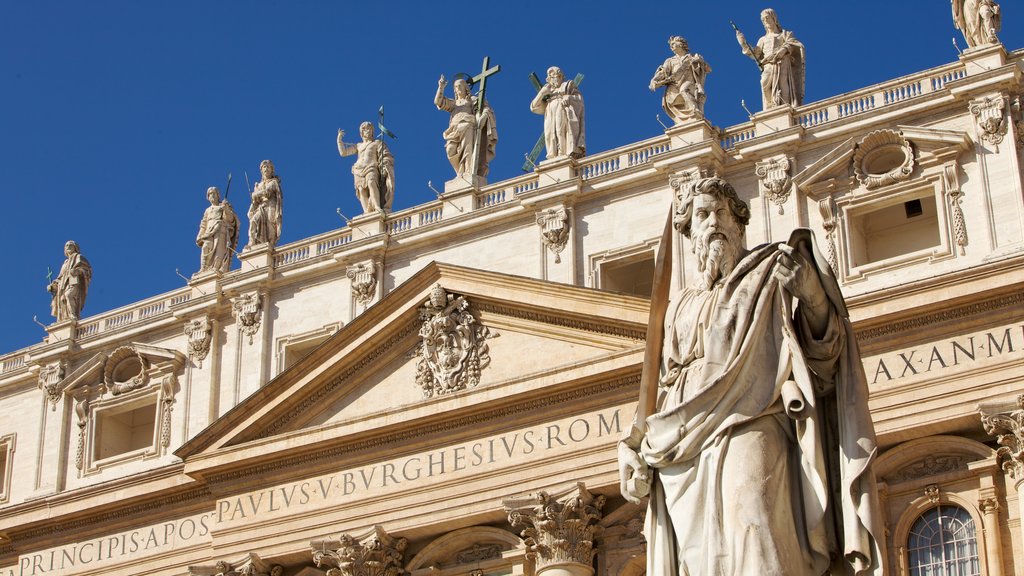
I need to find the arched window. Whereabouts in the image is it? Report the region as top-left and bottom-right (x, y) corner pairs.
(908, 505), (980, 576)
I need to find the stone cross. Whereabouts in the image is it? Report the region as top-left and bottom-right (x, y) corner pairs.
(522, 71), (585, 172)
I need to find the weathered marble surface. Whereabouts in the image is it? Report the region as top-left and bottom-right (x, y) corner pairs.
(435, 75), (497, 178)
(735, 9), (805, 110)
(47, 240), (91, 321)
(953, 0), (1001, 48)
(530, 66), (585, 160)
(649, 36), (711, 123)
(337, 122), (395, 214)
(196, 186), (239, 274)
(246, 160), (282, 248)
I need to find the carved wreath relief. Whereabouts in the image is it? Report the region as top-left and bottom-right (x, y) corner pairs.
(414, 284), (493, 398)
(232, 293), (263, 345)
(537, 208), (570, 263)
(755, 156), (792, 214)
(853, 129), (915, 189)
(970, 95), (1007, 146)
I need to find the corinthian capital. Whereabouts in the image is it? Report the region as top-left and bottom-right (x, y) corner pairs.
(504, 482), (605, 573)
(311, 525), (407, 576)
(981, 394), (1024, 480)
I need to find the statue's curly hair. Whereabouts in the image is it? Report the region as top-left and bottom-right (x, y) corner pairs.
(673, 176), (750, 238)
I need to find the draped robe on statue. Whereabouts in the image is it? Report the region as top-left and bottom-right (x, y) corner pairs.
(639, 238), (882, 576)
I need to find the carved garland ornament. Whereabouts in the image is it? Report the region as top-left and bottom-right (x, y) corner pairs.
(537, 208), (570, 263)
(74, 397), (89, 471)
(505, 482), (606, 569)
(184, 316), (213, 366)
(981, 393), (1024, 479)
(852, 129), (915, 189)
(942, 163), (969, 255)
(103, 346), (149, 395)
(414, 284), (494, 398)
(754, 156), (792, 214)
(347, 261), (378, 307)
(38, 361), (66, 410)
(232, 292), (263, 345)
(970, 95), (1007, 146)
(311, 525), (408, 576)
(817, 197), (839, 273)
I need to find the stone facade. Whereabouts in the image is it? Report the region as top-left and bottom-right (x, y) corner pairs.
(1, 39), (1024, 576)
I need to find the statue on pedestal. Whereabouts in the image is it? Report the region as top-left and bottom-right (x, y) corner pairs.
(246, 159), (282, 248)
(735, 9), (805, 110)
(435, 75), (497, 178)
(196, 186), (238, 274)
(47, 240), (92, 322)
(337, 122), (395, 214)
(530, 66), (585, 160)
(649, 36), (711, 123)
(953, 0), (1001, 48)
(618, 176), (882, 575)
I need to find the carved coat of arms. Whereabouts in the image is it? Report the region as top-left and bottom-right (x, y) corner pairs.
(415, 285), (493, 397)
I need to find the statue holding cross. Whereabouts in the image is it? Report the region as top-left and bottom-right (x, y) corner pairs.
(434, 56), (500, 181)
(530, 66), (586, 161)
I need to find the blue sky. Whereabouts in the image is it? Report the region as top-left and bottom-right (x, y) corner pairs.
(1, 1), (1020, 354)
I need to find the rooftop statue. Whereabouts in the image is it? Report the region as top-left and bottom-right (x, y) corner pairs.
(196, 186), (239, 274)
(435, 74), (498, 179)
(618, 176), (883, 575)
(47, 240), (92, 322)
(953, 0), (1001, 48)
(649, 36), (711, 123)
(337, 122), (395, 214)
(735, 9), (805, 110)
(530, 66), (585, 160)
(246, 159), (283, 249)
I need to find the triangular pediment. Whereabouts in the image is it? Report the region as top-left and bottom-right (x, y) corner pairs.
(177, 262), (648, 480)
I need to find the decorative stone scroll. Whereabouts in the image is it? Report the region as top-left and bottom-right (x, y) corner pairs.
(311, 525), (408, 576)
(969, 95), (1007, 146)
(981, 394), (1024, 480)
(537, 208), (570, 263)
(232, 292), (263, 345)
(74, 397), (88, 471)
(346, 261), (378, 307)
(38, 361), (66, 410)
(853, 129), (915, 189)
(504, 482), (606, 574)
(184, 316), (213, 366)
(189, 553), (283, 576)
(942, 163), (969, 255)
(103, 346), (149, 395)
(817, 197), (839, 273)
(414, 284), (493, 398)
(754, 156), (792, 214)
(160, 375), (177, 449)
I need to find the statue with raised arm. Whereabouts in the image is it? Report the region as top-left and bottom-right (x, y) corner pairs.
(953, 0), (1001, 48)
(435, 75), (498, 179)
(246, 159), (283, 248)
(47, 240), (92, 322)
(650, 36), (712, 123)
(530, 66), (585, 160)
(735, 8), (805, 110)
(337, 122), (395, 214)
(196, 186), (239, 274)
(617, 176), (883, 575)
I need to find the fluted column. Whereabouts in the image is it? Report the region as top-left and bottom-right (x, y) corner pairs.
(311, 525), (407, 576)
(980, 395), (1024, 551)
(504, 482), (605, 576)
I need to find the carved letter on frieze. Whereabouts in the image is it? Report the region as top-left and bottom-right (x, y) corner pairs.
(184, 317), (213, 366)
(942, 163), (969, 255)
(74, 398), (88, 471)
(755, 156), (792, 214)
(970, 95), (1007, 146)
(415, 284), (494, 398)
(232, 292), (263, 345)
(311, 525), (408, 576)
(537, 208), (570, 264)
(189, 553), (283, 576)
(38, 361), (66, 410)
(982, 394), (1024, 480)
(346, 261), (378, 307)
(504, 482), (606, 573)
(817, 197), (839, 274)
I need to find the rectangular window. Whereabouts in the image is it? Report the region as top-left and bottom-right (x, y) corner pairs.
(93, 397), (157, 463)
(849, 194), (941, 267)
(0, 433), (15, 504)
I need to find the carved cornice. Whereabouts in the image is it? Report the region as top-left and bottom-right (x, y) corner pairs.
(855, 290), (1024, 342)
(311, 525), (407, 576)
(505, 482), (605, 570)
(476, 303), (645, 341)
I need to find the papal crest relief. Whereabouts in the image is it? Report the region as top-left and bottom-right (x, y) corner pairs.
(414, 284), (495, 398)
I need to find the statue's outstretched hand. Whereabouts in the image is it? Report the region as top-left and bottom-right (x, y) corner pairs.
(618, 442), (650, 504)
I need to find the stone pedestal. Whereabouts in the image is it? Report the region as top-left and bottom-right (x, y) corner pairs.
(444, 174), (486, 193)
(752, 105), (796, 136)
(961, 43), (1008, 75)
(239, 242), (274, 270)
(535, 156), (577, 184)
(441, 175), (483, 213)
(45, 318), (77, 342)
(665, 118), (716, 146)
(349, 210), (387, 238)
(504, 482), (605, 576)
(189, 270), (222, 300)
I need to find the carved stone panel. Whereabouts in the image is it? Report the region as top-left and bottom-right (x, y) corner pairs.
(38, 361), (66, 410)
(537, 208), (570, 264)
(346, 260), (378, 307)
(504, 482), (605, 572)
(232, 292), (263, 345)
(311, 525), (407, 576)
(414, 284), (494, 398)
(755, 156), (792, 214)
(184, 316), (213, 366)
(970, 95), (1007, 146)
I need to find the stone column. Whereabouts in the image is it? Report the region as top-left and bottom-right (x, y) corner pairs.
(503, 482), (606, 576)
(980, 395), (1024, 549)
(310, 525), (407, 576)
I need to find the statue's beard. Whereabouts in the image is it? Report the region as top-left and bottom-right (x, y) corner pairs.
(695, 231), (738, 290)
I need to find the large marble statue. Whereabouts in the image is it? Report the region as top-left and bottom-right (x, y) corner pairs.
(735, 9), (805, 110)
(435, 75), (498, 178)
(246, 159), (283, 248)
(953, 0), (1001, 48)
(196, 186), (239, 274)
(337, 122), (395, 214)
(47, 240), (92, 322)
(618, 176), (882, 575)
(649, 36), (712, 123)
(530, 66), (585, 160)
